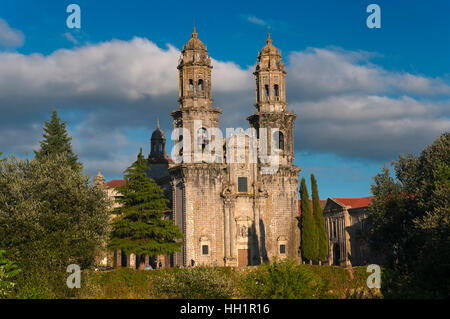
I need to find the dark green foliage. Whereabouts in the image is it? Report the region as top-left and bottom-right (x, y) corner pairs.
(0, 249), (21, 298)
(34, 109), (80, 170)
(108, 149), (184, 257)
(240, 259), (325, 299)
(153, 266), (236, 299)
(77, 264), (377, 299)
(311, 174), (328, 262)
(300, 178), (318, 262)
(369, 132), (450, 298)
(0, 154), (111, 298)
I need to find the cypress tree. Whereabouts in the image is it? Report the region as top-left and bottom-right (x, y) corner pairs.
(300, 177), (317, 264)
(34, 109), (80, 170)
(108, 149), (184, 265)
(311, 174), (328, 264)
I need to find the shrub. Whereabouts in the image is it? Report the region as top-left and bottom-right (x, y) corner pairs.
(240, 259), (326, 299)
(0, 250), (21, 298)
(0, 154), (111, 298)
(153, 266), (235, 299)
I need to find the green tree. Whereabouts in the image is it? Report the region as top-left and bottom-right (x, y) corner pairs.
(300, 177), (318, 263)
(311, 174), (328, 263)
(0, 154), (111, 298)
(108, 149), (183, 267)
(34, 109), (80, 170)
(240, 258), (325, 299)
(368, 132), (450, 298)
(0, 250), (21, 299)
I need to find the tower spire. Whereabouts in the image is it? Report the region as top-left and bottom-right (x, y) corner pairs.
(157, 118), (160, 129)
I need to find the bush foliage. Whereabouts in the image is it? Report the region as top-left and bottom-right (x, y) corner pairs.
(0, 154), (111, 298)
(240, 259), (326, 299)
(78, 261), (376, 299)
(153, 266), (236, 299)
(0, 250), (21, 299)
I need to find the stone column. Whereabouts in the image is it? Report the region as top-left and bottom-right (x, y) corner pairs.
(343, 210), (352, 267)
(223, 202), (230, 258)
(114, 250), (122, 268)
(127, 253), (136, 269)
(230, 208), (236, 258)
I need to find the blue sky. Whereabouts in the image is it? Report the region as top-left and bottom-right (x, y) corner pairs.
(0, 0), (449, 198)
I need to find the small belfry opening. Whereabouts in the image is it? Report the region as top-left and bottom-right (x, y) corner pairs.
(273, 130), (285, 151)
(274, 84), (279, 97)
(198, 79), (204, 91)
(197, 127), (208, 151)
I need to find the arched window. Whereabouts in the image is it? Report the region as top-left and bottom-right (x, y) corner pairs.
(273, 131), (284, 151)
(189, 79), (194, 91)
(197, 127), (208, 150)
(178, 135), (183, 157)
(198, 79), (204, 91)
(274, 84), (279, 97)
(265, 84), (269, 98)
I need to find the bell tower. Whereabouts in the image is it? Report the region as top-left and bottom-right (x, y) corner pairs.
(254, 33), (287, 113)
(248, 33), (296, 166)
(177, 27), (213, 109)
(150, 119), (166, 159)
(171, 28), (222, 162)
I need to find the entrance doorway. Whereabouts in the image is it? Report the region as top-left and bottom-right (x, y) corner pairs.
(333, 244), (340, 266)
(238, 249), (249, 267)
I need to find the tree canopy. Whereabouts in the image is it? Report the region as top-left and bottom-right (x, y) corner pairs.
(300, 177), (318, 263)
(108, 149), (183, 259)
(34, 109), (80, 170)
(368, 132), (450, 298)
(311, 174), (328, 262)
(0, 154), (111, 298)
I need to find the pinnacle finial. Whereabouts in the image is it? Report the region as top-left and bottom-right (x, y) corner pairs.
(157, 118), (160, 129)
(191, 25), (197, 38)
(266, 31), (272, 44)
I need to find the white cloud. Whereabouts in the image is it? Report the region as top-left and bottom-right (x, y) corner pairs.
(63, 32), (78, 45)
(0, 37), (448, 177)
(0, 18), (24, 49)
(291, 94), (450, 159)
(287, 48), (450, 101)
(247, 16), (267, 26)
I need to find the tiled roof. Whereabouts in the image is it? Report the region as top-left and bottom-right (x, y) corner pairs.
(105, 179), (126, 188)
(331, 196), (374, 209)
(147, 156), (174, 164)
(297, 199), (327, 218)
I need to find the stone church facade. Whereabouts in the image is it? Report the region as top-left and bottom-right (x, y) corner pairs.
(95, 29), (380, 269)
(167, 29), (301, 267)
(323, 197), (382, 267)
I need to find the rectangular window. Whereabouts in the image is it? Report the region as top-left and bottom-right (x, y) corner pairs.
(202, 245), (209, 255)
(279, 244), (286, 254)
(238, 177), (248, 193)
(333, 220), (337, 238)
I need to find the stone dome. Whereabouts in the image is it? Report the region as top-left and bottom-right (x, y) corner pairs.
(93, 169), (105, 186)
(259, 33), (281, 56)
(151, 119), (165, 140)
(184, 27), (206, 51)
